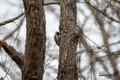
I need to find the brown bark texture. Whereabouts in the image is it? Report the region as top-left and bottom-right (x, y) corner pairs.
(0, 40), (24, 70)
(22, 0), (46, 80)
(58, 0), (79, 80)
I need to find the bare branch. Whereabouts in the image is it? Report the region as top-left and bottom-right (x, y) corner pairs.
(86, 1), (120, 23)
(0, 62), (15, 80)
(0, 12), (25, 26)
(0, 2), (60, 27)
(0, 40), (24, 70)
(44, 2), (60, 5)
(4, 16), (25, 40)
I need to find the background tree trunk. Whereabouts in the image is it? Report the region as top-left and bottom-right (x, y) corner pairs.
(22, 0), (46, 80)
(58, 0), (79, 80)
(1, 0), (120, 80)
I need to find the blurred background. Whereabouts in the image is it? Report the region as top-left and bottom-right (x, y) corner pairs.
(0, 0), (120, 80)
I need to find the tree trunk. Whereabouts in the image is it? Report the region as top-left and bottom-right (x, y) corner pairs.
(22, 0), (46, 80)
(58, 0), (79, 80)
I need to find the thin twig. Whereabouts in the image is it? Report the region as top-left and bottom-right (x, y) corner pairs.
(3, 16), (25, 40)
(0, 12), (25, 26)
(86, 1), (120, 23)
(0, 2), (60, 27)
(0, 62), (15, 80)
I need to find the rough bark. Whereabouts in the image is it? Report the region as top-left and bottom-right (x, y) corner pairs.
(58, 0), (79, 80)
(0, 40), (24, 70)
(22, 0), (46, 80)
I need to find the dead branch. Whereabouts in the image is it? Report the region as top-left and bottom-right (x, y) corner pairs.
(0, 40), (24, 70)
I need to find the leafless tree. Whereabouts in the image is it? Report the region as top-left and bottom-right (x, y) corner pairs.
(0, 0), (120, 80)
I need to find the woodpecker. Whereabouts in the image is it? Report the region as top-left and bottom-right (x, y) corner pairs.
(54, 31), (60, 46)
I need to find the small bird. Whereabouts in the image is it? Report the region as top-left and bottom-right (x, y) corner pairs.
(54, 31), (60, 46)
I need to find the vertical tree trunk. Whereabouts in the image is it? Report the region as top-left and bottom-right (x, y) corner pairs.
(22, 0), (46, 80)
(58, 0), (79, 80)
